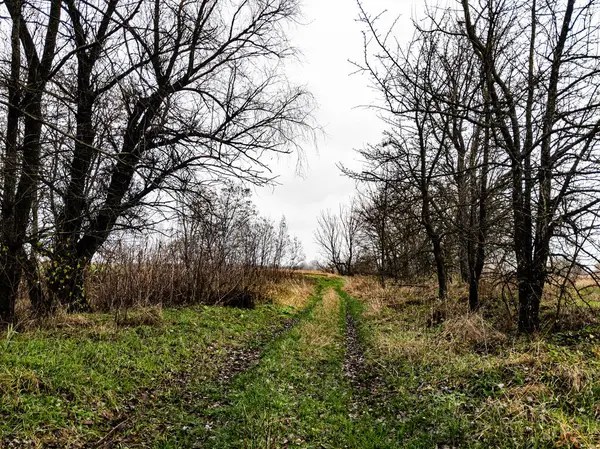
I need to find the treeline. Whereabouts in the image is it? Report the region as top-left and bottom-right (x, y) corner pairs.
(0, 0), (311, 323)
(317, 0), (600, 333)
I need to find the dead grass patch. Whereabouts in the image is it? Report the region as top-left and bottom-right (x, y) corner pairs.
(12, 307), (104, 333)
(115, 306), (163, 327)
(299, 289), (340, 356)
(554, 423), (585, 449)
(552, 304), (600, 331)
(50, 313), (95, 329)
(375, 332), (430, 363)
(294, 270), (338, 277)
(555, 364), (590, 393)
(344, 276), (407, 315)
(320, 288), (339, 313)
(0, 368), (48, 396)
(344, 276), (470, 324)
(301, 320), (336, 350)
(502, 346), (550, 370)
(372, 327), (459, 365)
(506, 383), (552, 402)
(440, 313), (507, 353)
(264, 276), (315, 310)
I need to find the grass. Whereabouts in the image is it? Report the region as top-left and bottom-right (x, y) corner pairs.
(346, 275), (600, 448)
(0, 277), (314, 448)
(3, 273), (599, 447)
(152, 276), (398, 448)
(152, 276), (348, 448)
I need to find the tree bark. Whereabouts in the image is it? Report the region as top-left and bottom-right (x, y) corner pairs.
(0, 0), (63, 320)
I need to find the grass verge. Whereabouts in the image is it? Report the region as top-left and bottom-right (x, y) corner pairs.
(345, 276), (600, 448)
(0, 276), (313, 448)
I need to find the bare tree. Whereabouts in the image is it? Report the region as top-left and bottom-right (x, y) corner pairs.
(346, 2), (520, 312)
(314, 209), (343, 273)
(314, 202), (362, 275)
(355, 182), (434, 286)
(0, 0), (63, 321)
(348, 9), (465, 300)
(460, 0), (600, 331)
(350, 0), (600, 330)
(0, 0), (314, 318)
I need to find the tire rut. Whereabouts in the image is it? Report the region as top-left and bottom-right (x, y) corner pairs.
(343, 311), (366, 390)
(89, 315), (302, 448)
(342, 294), (394, 421)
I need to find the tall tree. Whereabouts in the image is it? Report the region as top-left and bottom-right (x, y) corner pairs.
(460, 0), (600, 331)
(0, 0), (313, 317)
(349, 7), (488, 301)
(0, 0), (63, 321)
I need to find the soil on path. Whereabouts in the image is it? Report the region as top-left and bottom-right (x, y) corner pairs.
(90, 315), (301, 448)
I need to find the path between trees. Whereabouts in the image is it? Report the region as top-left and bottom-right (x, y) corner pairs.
(101, 276), (397, 448)
(6, 275), (598, 448)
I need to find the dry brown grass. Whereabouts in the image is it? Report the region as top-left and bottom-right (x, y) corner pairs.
(294, 269), (338, 277)
(555, 363), (590, 394)
(441, 313), (508, 353)
(54, 313), (94, 328)
(299, 289), (340, 356)
(320, 288), (340, 313)
(10, 244), (304, 330)
(343, 276), (415, 316)
(374, 331), (450, 364)
(371, 319), (508, 365)
(263, 275), (315, 309)
(114, 306), (164, 327)
(344, 274), (600, 447)
(301, 319), (337, 351)
(574, 275), (600, 289)
(553, 304), (600, 331)
(345, 276), (468, 309)
(11, 305), (164, 336)
(505, 382), (552, 401)
(0, 368), (47, 396)
(345, 276), (477, 334)
(11, 305), (100, 332)
(502, 345), (550, 370)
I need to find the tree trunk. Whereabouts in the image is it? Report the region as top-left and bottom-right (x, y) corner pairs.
(0, 2), (22, 323)
(431, 236), (447, 300)
(468, 276), (479, 312)
(518, 276), (542, 332)
(47, 253), (89, 312)
(456, 149), (470, 284)
(22, 253), (50, 314)
(422, 190), (447, 300)
(0, 0), (63, 318)
(0, 250), (21, 322)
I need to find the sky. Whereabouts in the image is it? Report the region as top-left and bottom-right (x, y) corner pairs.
(253, 0), (424, 262)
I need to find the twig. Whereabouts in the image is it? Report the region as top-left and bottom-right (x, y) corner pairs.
(91, 417), (131, 448)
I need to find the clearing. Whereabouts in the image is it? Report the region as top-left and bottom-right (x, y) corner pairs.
(2, 275), (600, 448)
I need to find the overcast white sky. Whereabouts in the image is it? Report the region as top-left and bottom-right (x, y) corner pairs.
(253, 0), (424, 262)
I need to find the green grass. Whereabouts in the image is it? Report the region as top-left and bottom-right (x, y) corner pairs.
(4, 274), (599, 448)
(153, 276), (349, 448)
(0, 304), (297, 447)
(154, 276), (400, 448)
(348, 278), (600, 448)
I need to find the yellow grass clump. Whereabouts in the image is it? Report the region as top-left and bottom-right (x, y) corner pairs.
(264, 276), (315, 310)
(375, 331), (441, 363)
(115, 306), (164, 327)
(299, 288), (340, 355)
(441, 313), (507, 353)
(0, 368), (47, 396)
